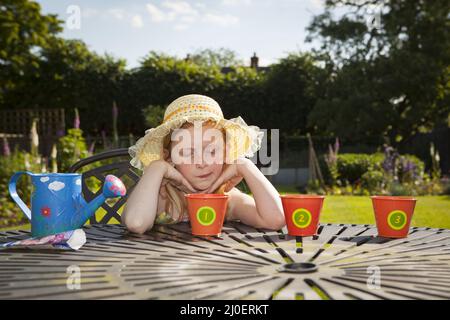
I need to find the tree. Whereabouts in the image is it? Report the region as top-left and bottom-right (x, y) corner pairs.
(306, 0), (450, 144)
(263, 52), (323, 137)
(189, 48), (243, 68)
(3, 38), (127, 134)
(0, 0), (62, 104)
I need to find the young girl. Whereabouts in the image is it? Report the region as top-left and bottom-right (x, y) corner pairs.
(122, 94), (285, 234)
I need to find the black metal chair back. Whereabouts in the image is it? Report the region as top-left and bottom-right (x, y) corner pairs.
(68, 148), (141, 224)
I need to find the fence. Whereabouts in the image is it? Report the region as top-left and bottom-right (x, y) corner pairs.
(0, 109), (65, 156)
(1, 108), (448, 178)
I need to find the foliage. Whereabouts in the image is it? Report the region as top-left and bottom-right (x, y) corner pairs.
(189, 48), (244, 68)
(360, 169), (384, 194)
(262, 53), (323, 136)
(306, 179), (326, 195)
(142, 105), (165, 129)
(1, 1), (448, 152)
(306, 0), (450, 143)
(0, 0), (62, 104)
(3, 38), (127, 135)
(57, 128), (89, 172)
(0, 123), (94, 227)
(334, 153), (384, 184)
(0, 147), (46, 228)
(316, 145), (438, 195)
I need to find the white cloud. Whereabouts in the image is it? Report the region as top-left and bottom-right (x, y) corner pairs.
(195, 2), (207, 9)
(174, 24), (189, 31)
(309, 0), (324, 9)
(107, 8), (145, 28)
(146, 1), (198, 23)
(108, 8), (125, 20)
(145, 1), (238, 29)
(203, 13), (239, 27)
(180, 15), (196, 23)
(40, 177), (49, 183)
(131, 14), (144, 28)
(49, 181), (65, 192)
(81, 7), (98, 18)
(146, 3), (166, 22)
(162, 1), (198, 16)
(221, 0), (252, 6)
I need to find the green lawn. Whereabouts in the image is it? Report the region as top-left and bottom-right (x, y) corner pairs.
(2, 188), (450, 231)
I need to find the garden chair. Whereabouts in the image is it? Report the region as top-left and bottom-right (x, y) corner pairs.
(68, 148), (140, 224)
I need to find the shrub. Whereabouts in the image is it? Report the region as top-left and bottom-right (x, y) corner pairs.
(57, 128), (89, 172)
(0, 148), (45, 228)
(336, 153), (384, 184)
(142, 105), (165, 128)
(360, 169), (384, 194)
(442, 177), (450, 195)
(319, 149), (430, 195)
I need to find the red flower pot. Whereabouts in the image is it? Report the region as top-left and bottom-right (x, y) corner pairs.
(371, 196), (417, 238)
(280, 195), (325, 236)
(185, 194), (229, 236)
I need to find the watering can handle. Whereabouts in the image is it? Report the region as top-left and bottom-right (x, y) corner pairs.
(8, 171), (32, 221)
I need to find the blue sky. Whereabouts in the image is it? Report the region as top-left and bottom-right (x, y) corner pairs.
(37, 0), (325, 69)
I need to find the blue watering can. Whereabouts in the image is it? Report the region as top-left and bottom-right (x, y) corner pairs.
(9, 172), (126, 238)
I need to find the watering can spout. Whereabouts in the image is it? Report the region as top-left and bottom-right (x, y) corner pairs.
(75, 175), (126, 227)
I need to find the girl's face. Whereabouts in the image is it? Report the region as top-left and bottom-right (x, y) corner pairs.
(168, 122), (225, 192)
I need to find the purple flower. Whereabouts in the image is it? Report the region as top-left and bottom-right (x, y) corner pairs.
(112, 101), (119, 147)
(382, 144), (398, 175)
(88, 140), (96, 154)
(56, 128), (65, 138)
(74, 108), (80, 129)
(112, 101), (118, 120)
(401, 158), (417, 181)
(325, 137), (340, 165)
(2, 137), (11, 156)
(334, 137), (340, 155)
(329, 144), (334, 158)
(101, 130), (108, 149)
(403, 159), (413, 172)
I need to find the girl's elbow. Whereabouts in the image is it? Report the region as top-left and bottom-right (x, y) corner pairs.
(261, 214), (285, 231)
(272, 216), (286, 230)
(123, 211), (152, 234)
(126, 220), (152, 234)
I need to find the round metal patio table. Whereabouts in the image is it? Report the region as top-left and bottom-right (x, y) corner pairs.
(0, 222), (449, 300)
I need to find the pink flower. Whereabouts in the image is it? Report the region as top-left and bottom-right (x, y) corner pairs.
(41, 206), (51, 217)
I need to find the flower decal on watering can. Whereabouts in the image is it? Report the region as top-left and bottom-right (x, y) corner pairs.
(40, 206), (51, 217)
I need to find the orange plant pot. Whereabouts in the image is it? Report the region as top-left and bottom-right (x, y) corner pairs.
(185, 194), (229, 236)
(371, 196), (417, 238)
(280, 195), (325, 236)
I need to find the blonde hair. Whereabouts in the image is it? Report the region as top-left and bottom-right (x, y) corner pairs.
(162, 120), (229, 222)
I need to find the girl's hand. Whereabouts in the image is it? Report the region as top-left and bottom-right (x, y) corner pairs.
(155, 160), (197, 195)
(204, 158), (250, 194)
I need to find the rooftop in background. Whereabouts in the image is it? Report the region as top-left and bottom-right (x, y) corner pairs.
(184, 52), (272, 74)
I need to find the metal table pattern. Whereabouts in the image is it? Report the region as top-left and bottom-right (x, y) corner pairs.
(0, 223), (450, 300)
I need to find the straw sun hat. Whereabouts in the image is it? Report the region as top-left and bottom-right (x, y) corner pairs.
(129, 94), (265, 170)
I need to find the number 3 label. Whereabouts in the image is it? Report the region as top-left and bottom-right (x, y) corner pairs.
(292, 208), (312, 228)
(387, 210), (407, 230)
